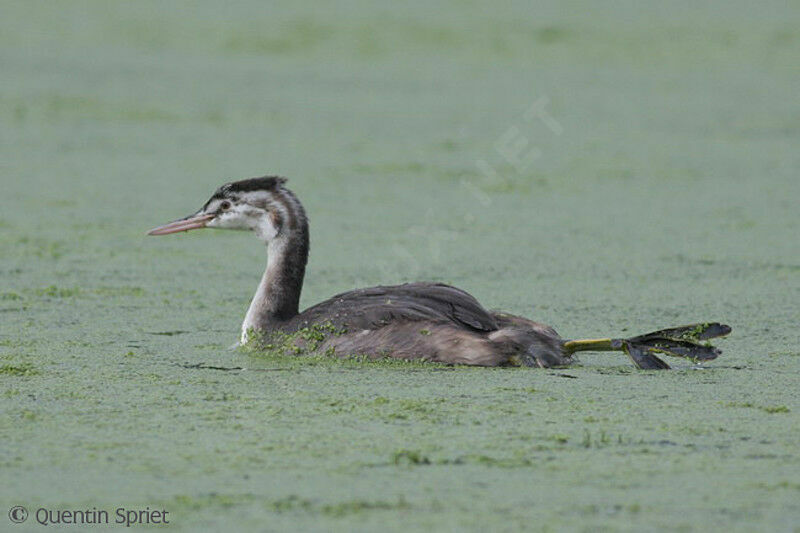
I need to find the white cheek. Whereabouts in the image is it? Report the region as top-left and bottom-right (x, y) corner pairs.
(207, 213), (246, 230)
(206, 205), (256, 231)
(254, 216), (279, 241)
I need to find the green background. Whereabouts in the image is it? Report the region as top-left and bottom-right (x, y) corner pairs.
(1, 1), (798, 531)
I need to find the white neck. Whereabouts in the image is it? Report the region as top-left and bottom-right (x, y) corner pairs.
(240, 234), (305, 344)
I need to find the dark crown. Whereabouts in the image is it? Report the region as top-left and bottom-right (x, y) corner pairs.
(215, 176), (287, 197)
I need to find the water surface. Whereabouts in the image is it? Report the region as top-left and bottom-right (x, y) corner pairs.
(1, 1), (799, 531)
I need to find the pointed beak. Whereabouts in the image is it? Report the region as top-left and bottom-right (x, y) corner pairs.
(147, 213), (217, 236)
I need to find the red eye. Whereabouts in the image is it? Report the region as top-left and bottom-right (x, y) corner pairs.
(220, 201), (231, 211)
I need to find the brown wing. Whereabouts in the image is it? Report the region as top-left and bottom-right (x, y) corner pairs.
(285, 282), (499, 333)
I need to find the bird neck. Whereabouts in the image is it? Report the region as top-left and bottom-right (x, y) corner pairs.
(241, 208), (309, 344)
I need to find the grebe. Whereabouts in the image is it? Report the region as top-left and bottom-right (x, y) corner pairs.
(148, 176), (730, 369)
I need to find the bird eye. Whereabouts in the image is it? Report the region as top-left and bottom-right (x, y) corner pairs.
(220, 201), (231, 211)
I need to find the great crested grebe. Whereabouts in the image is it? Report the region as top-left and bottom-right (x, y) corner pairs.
(148, 176), (730, 369)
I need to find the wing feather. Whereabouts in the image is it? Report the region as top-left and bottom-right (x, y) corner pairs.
(287, 282), (498, 333)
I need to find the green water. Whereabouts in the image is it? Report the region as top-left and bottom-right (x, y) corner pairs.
(1, 1), (799, 531)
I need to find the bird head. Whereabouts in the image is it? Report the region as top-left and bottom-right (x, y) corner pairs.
(147, 176), (299, 243)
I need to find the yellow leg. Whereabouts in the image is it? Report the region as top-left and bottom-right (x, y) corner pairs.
(563, 338), (615, 354)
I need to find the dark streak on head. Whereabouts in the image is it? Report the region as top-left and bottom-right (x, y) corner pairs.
(217, 176), (288, 196)
(203, 175), (288, 212)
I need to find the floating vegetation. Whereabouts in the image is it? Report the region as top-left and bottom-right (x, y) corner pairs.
(0, 363), (39, 376)
(0, 292), (23, 301)
(724, 402), (790, 414)
(244, 321), (347, 356)
(32, 286), (82, 298)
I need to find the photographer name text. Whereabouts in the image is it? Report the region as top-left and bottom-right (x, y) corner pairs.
(11, 506), (169, 527)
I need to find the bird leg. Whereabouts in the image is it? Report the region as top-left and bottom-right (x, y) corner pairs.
(562, 322), (732, 370)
